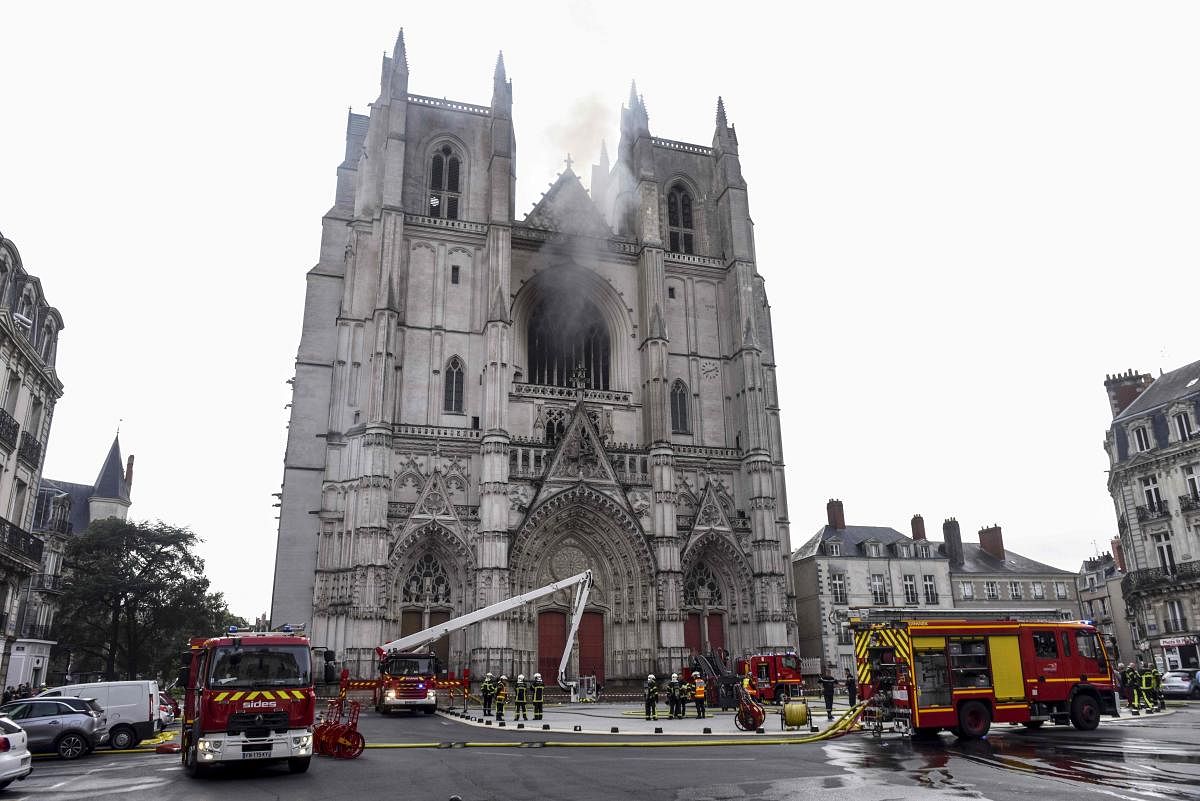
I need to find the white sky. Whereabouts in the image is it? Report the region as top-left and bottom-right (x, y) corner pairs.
(1, 2), (1196, 621)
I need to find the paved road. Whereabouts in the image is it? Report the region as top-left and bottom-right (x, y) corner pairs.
(9, 702), (1200, 800)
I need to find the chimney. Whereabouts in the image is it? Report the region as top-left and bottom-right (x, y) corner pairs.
(826, 499), (845, 531)
(124, 454), (135, 492)
(979, 524), (1005, 561)
(942, 518), (964, 566)
(1111, 537), (1127, 572)
(1104, 369), (1153, 418)
(911, 514), (926, 541)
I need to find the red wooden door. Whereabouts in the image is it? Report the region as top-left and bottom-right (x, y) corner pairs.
(538, 610), (567, 679)
(579, 611), (605, 685)
(684, 614), (702, 654)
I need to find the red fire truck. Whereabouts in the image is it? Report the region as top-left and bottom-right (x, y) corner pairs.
(852, 617), (1117, 738)
(373, 570), (592, 715)
(734, 652), (807, 704)
(178, 626), (316, 777)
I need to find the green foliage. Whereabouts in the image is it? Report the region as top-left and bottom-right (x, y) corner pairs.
(54, 518), (246, 683)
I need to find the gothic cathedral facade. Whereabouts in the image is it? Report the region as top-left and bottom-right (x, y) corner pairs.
(271, 32), (794, 681)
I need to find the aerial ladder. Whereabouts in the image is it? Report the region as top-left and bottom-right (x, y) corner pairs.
(372, 570), (593, 713)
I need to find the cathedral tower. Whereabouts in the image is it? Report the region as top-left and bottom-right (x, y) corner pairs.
(272, 34), (794, 680)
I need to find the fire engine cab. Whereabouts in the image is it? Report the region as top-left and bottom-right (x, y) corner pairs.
(179, 626), (316, 777)
(734, 652), (806, 704)
(853, 617), (1117, 738)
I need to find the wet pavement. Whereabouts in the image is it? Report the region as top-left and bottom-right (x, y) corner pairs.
(10, 701), (1198, 800)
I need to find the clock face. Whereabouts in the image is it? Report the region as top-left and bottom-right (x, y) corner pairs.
(701, 361), (719, 379)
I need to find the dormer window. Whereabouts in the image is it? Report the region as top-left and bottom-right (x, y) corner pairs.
(826, 541), (841, 556)
(866, 542), (881, 558)
(667, 183), (695, 254)
(918, 544), (931, 558)
(1133, 426), (1150, 452)
(1175, 412), (1194, 442)
(898, 544), (911, 558)
(428, 144), (462, 220)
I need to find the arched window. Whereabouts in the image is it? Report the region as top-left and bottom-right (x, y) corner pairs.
(401, 554), (451, 603)
(428, 144), (462, 219)
(527, 295), (610, 390)
(667, 183), (695, 255)
(443, 356), (464, 413)
(670, 379), (690, 434)
(683, 563), (723, 607)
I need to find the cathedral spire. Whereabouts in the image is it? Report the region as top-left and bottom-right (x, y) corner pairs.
(388, 27), (409, 99)
(494, 51), (507, 83)
(491, 50), (511, 115)
(599, 139), (610, 171)
(393, 28), (407, 69)
(716, 96), (727, 128)
(628, 80), (639, 110)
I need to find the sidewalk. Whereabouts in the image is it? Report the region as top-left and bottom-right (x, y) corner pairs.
(440, 699), (852, 737)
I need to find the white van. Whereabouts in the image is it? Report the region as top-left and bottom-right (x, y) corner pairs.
(38, 681), (159, 750)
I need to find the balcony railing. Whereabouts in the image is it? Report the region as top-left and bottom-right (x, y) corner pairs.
(33, 574), (63, 593)
(0, 518), (42, 565)
(0, 409), (17, 451)
(1181, 493), (1200, 514)
(1122, 560), (1200, 595)
(17, 431), (42, 467)
(1162, 618), (1189, 634)
(1136, 500), (1170, 522)
(20, 623), (54, 641)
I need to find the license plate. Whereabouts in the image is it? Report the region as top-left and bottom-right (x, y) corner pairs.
(241, 750), (272, 759)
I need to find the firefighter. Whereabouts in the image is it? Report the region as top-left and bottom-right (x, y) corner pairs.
(741, 671), (758, 702)
(693, 675), (707, 719)
(1135, 662), (1156, 713)
(480, 672), (496, 717)
(644, 673), (659, 720)
(668, 673), (684, 719)
(495, 675), (508, 721)
(514, 674), (530, 721)
(819, 664), (838, 721)
(532, 672), (545, 720)
(1152, 665), (1165, 711)
(682, 676), (696, 718)
(1122, 663), (1140, 712)
(844, 668), (858, 706)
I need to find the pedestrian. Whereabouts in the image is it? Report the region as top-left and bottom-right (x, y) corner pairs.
(668, 673), (683, 719)
(1, 687), (11, 705)
(495, 675), (508, 721)
(844, 668), (858, 706)
(819, 664), (838, 721)
(643, 673), (659, 721)
(514, 674), (529, 721)
(480, 672), (496, 717)
(532, 673), (545, 721)
(693, 676), (707, 719)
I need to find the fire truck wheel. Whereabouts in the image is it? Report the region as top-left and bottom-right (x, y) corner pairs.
(182, 740), (211, 778)
(774, 688), (790, 705)
(288, 756), (312, 773)
(956, 701), (992, 739)
(1070, 694), (1100, 731)
(1021, 720), (1044, 729)
(423, 705), (436, 714)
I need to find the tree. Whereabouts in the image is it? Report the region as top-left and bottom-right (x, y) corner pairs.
(55, 518), (246, 682)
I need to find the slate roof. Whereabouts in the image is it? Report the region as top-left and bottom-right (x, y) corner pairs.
(950, 543), (1074, 576)
(793, 524), (1072, 576)
(792, 525), (924, 560)
(1114, 358), (1200, 423)
(92, 435), (130, 502)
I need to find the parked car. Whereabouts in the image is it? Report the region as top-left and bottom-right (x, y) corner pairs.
(38, 680), (159, 750)
(157, 702), (174, 731)
(50, 698), (109, 745)
(0, 716), (32, 789)
(1161, 668), (1200, 699)
(0, 700), (102, 760)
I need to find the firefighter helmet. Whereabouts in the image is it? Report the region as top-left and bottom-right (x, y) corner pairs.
(534, 673), (542, 681)
(647, 673), (655, 680)
(518, 674), (525, 681)
(671, 673), (678, 680)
